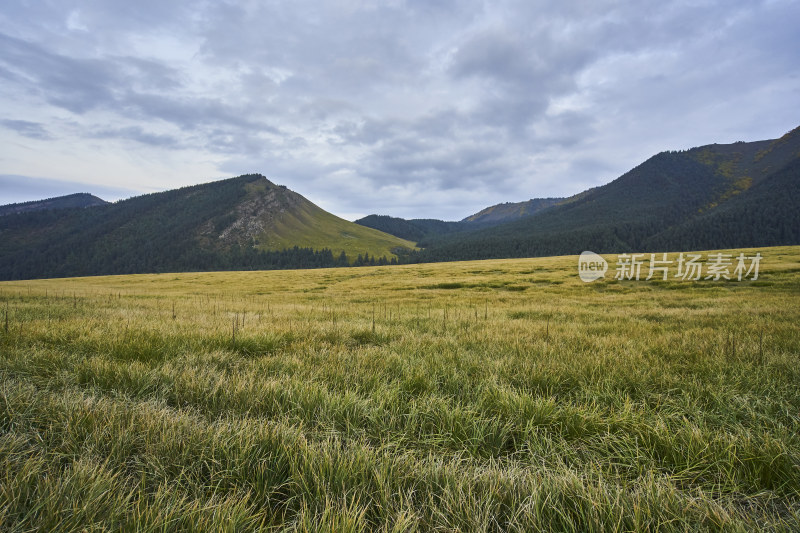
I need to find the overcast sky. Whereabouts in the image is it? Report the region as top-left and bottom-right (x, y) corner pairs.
(1, 1), (798, 220)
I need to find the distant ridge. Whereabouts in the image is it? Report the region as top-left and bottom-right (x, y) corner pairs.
(354, 215), (467, 243)
(0, 192), (108, 216)
(461, 197), (564, 224)
(354, 200), (567, 244)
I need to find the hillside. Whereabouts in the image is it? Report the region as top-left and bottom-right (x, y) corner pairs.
(197, 178), (415, 260)
(413, 126), (800, 261)
(0, 174), (414, 280)
(461, 197), (563, 224)
(0, 192), (108, 216)
(644, 155), (800, 250)
(354, 215), (467, 243)
(354, 199), (563, 245)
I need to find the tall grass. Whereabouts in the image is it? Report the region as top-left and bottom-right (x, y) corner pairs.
(1, 246), (799, 531)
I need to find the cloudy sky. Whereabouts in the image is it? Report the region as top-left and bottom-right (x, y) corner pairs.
(1, 1), (798, 220)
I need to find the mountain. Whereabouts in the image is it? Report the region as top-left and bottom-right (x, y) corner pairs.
(0, 192), (108, 216)
(412, 126), (800, 262)
(354, 215), (467, 243)
(461, 197), (564, 224)
(199, 177), (415, 259)
(0, 174), (414, 280)
(354, 198), (564, 245)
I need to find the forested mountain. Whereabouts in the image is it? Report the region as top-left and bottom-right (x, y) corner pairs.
(355, 196), (563, 243)
(643, 155), (800, 250)
(409, 126), (800, 261)
(461, 197), (564, 224)
(0, 193), (108, 216)
(0, 175), (413, 280)
(354, 215), (469, 243)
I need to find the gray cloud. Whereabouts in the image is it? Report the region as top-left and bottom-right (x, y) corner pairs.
(0, 32), (117, 113)
(0, 119), (53, 140)
(0, 0), (798, 219)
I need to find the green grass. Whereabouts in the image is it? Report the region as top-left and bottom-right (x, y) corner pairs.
(1, 246), (799, 531)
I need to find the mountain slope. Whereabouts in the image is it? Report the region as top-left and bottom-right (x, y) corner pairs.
(414, 126), (800, 261)
(644, 156), (800, 250)
(0, 192), (108, 216)
(0, 174), (414, 280)
(461, 197), (564, 224)
(355, 197), (564, 244)
(354, 215), (467, 243)
(197, 178), (415, 259)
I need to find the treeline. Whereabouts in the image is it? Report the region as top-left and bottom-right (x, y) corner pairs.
(225, 247), (399, 270)
(0, 240), (400, 280)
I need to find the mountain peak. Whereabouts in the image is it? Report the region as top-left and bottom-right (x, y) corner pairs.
(205, 176), (415, 258)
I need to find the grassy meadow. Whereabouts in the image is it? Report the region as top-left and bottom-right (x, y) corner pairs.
(1, 246), (799, 531)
